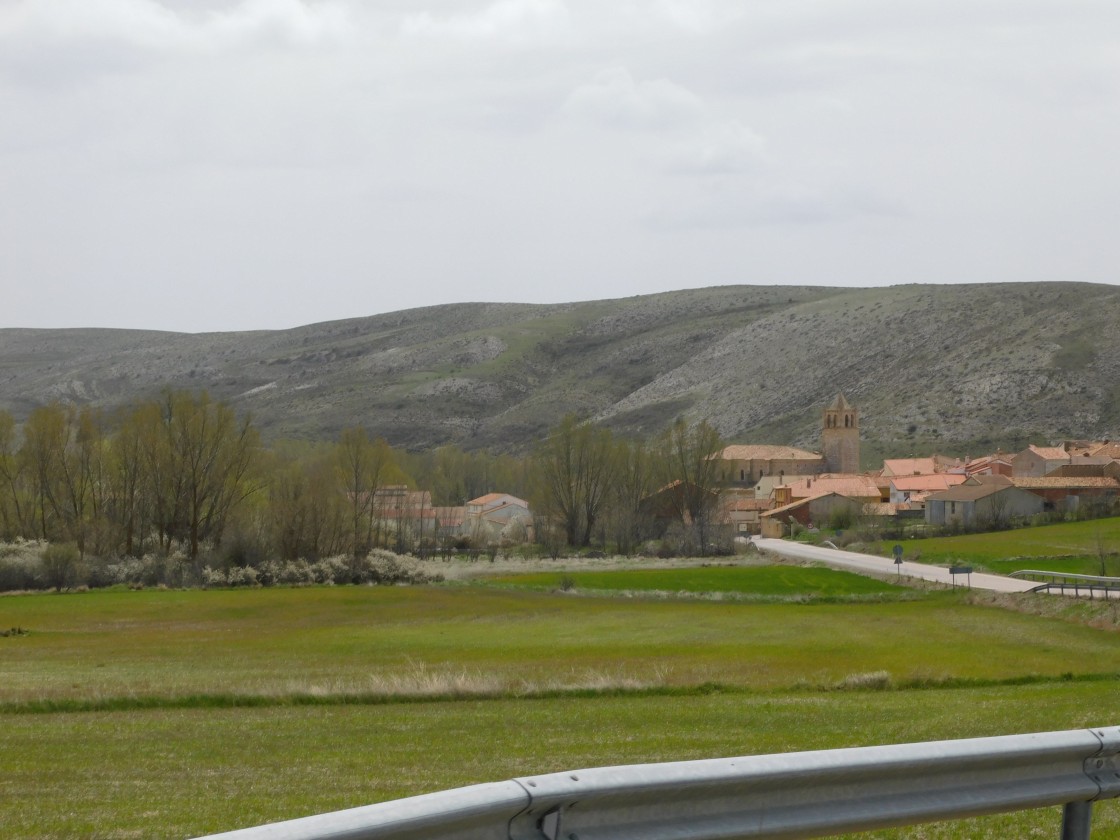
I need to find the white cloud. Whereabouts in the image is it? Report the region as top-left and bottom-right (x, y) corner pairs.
(649, 0), (738, 34)
(645, 183), (906, 231)
(2, 0), (1119, 331)
(563, 66), (767, 175)
(401, 0), (571, 46)
(563, 66), (705, 130)
(0, 0), (183, 48)
(660, 120), (766, 175)
(202, 0), (353, 49)
(0, 0), (352, 53)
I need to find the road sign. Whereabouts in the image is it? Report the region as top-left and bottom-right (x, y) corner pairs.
(950, 565), (973, 589)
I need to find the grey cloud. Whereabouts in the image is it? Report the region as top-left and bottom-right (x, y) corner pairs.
(1, 0), (1118, 331)
(659, 121), (767, 175)
(401, 0), (571, 46)
(562, 67), (705, 130)
(0, 0), (353, 56)
(645, 184), (908, 231)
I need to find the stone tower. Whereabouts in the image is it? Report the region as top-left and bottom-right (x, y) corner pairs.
(821, 393), (860, 474)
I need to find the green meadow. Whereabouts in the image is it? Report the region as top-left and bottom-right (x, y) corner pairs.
(879, 516), (1120, 576)
(3, 564), (1120, 838)
(481, 564), (901, 598)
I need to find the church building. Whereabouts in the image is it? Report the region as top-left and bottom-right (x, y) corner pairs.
(821, 393), (860, 474)
(716, 394), (860, 484)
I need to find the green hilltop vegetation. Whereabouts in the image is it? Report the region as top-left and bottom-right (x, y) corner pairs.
(2, 282), (1120, 456)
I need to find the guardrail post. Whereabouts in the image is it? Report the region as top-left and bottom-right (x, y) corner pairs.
(1061, 801), (1092, 840)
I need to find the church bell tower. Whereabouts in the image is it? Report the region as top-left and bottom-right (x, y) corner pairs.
(821, 394), (860, 474)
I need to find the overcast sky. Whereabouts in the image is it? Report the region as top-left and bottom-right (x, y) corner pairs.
(1, 0), (1118, 333)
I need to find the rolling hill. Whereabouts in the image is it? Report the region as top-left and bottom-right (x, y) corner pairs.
(2, 282), (1119, 460)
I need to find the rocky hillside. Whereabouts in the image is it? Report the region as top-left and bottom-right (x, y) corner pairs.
(2, 282), (1119, 458)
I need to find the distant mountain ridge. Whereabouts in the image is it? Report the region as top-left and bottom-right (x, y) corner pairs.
(2, 282), (1119, 458)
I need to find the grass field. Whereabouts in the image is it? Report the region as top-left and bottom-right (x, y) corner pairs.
(5, 584), (1120, 705)
(6, 683), (1120, 839)
(3, 564), (1120, 838)
(869, 516), (1120, 576)
(481, 564), (903, 598)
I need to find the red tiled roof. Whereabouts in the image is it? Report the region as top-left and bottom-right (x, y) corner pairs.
(784, 475), (881, 499)
(927, 484), (1014, 502)
(882, 457), (939, 476)
(1023, 445), (1070, 461)
(1090, 443), (1120, 459)
(466, 493), (529, 509)
(725, 499), (773, 511)
(762, 492), (862, 518)
(890, 474), (967, 492)
(718, 444), (823, 461)
(1012, 477), (1120, 490)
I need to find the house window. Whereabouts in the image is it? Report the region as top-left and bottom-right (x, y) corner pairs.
(950, 502), (956, 515)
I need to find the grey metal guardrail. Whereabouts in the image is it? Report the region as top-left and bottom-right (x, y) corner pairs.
(196, 726), (1120, 840)
(1010, 570), (1120, 598)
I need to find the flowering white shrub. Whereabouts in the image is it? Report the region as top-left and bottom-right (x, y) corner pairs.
(311, 555), (348, 584)
(278, 560), (314, 585)
(225, 565), (259, 587)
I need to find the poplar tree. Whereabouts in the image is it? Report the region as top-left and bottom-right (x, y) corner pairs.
(533, 415), (615, 547)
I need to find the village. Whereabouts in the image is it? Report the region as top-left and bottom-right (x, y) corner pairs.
(361, 394), (1120, 551)
(718, 394), (1120, 539)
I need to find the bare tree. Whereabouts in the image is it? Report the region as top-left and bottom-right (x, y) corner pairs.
(0, 411), (32, 539)
(655, 419), (725, 554)
(607, 437), (655, 555)
(134, 392), (260, 561)
(336, 427), (394, 559)
(532, 415), (615, 548)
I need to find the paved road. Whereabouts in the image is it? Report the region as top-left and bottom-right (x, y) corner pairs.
(754, 538), (1038, 593)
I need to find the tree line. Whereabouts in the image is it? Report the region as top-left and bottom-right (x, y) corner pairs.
(0, 390), (729, 588)
(531, 414), (726, 555)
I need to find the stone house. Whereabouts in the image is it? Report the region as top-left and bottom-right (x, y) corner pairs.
(1011, 445), (1071, 477)
(721, 495), (773, 536)
(760, 492), (864, 536)
(888, 474), (967, 505)
(963, 453), (1014, 477)
(880, 455), (958, 477)
(924, 484), (1044, 527)
(1010, 476), (1120, 514)
(773, 475), (882, 507)
(464, 493), (533, 544)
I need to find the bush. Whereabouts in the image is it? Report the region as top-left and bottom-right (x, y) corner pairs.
(827, 506), (857, 532)
(350, 549), (441, 585)
(40, 543), (81, 591)
(225, 565), (259, 587)
(311, 556), (348, 585)
(0, 543), (442, 592)
(0, 541), (44, 591)
(106, 553), (187, 588)
(278, 560), (314, 585)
